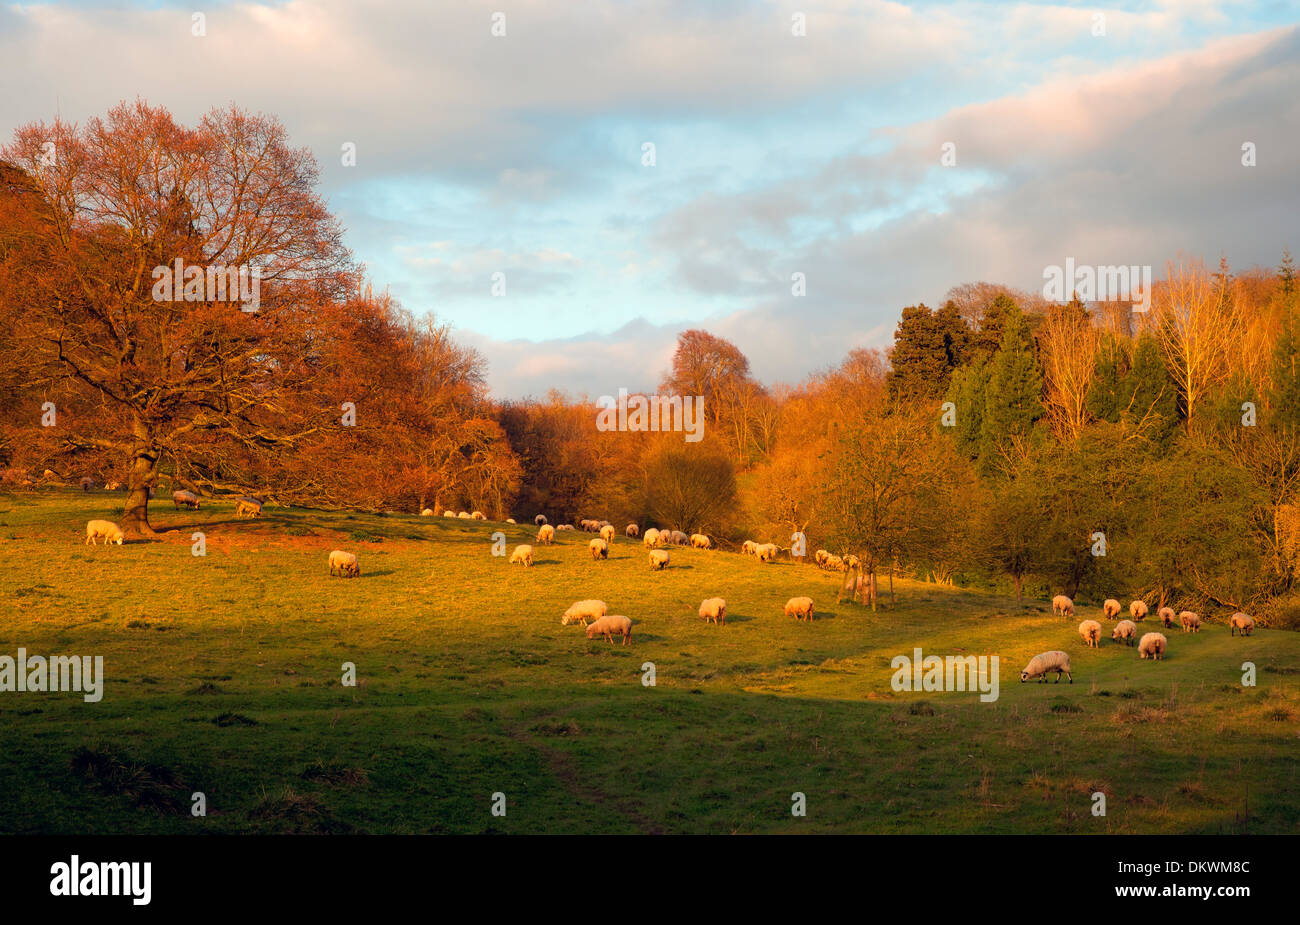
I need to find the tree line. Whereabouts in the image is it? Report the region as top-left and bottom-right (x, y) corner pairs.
(1, 102), (1296, 625)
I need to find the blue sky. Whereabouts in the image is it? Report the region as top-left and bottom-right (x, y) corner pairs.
(2, 1), (1297, 397)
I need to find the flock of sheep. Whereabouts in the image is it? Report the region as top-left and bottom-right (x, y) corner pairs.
(1021, 594), (1258, 683)
(72, 487), (1268, 680)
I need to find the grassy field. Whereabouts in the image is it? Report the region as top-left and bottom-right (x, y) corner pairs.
(1, 489), (1298, 834)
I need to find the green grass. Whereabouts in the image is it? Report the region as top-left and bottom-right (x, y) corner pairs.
(1, 489), (1298, 834)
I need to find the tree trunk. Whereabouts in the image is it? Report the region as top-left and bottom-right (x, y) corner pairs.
(1014, 573), (1023, 601)
(122, 416), (159, 537)
(869, 569), (878, 612)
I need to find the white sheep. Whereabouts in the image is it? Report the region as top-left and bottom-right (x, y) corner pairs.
(172, 489), (201, 510)
(1103, 599), (1122, 619)
(843, 554), (861, 570)
(643, 527), (661, 547)
(690, 533), (712, 549)
(626, 523), (639, 538)
(1158, 606), (1176, 628)
(756, 543), (779, 563)
(1051, 594), (1074, 618)
(420, 508), (434, 516)
(328, 549), (360, 578)
(1078, 619), (1102, 648)
(443, 510), (456, 518)
(784, 596), (815, 622)
(472, 511), (487, 520)
(509, 544), (534, 567)
(1111, 619), (1138, 646)
(600, 524), (616, 544)
(457, 511), (471, 519)
(535, 514), (548, 526)
(1129, 600), (1149, 621)
(1229, 612), (1254, 637)
(1138, 632), (1167, 660)
(557, 524), (575, 531)
(585, 614), (632, 645)
(649, 549), (670, 570)
(824, 554), (843, 571)
(85, 520), (124, 546)
(561, 599), (607, 627)
(813, 549), (829, 567)
(1019, 651), (1072, 683)
(506, 518), (516, 524)
(1179, 611), (1201, 633)
(698, 597), (727, 626)
(589, 538), (609, 560)
(235, 497), (263, 518)
(670, 529), (689, 546)
(537, 524), (556, 545)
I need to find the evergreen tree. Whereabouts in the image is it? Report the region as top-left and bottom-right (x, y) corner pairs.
(886, 304), (947, 403)
(980, 305), (1044, 469)
(943, 356), (988, 460)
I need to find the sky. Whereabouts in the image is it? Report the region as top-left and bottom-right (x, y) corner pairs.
(1, 0), (1297, 398)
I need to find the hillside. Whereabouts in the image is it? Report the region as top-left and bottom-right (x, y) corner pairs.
(1, 489), (1297, 834)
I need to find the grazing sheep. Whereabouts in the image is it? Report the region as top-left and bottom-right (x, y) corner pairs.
(1179, 611), (1202, 633)
(784, 596), (815, 622)
(626, 523), (639, 538)
(698, 597), (727, 626)
(1138, 632), (1167, 660)
(328, 549), (360, 578)
(535, 514), (548, 526)
(670, 530), (689, 546)
(743, 540), (759, 557)
(1051, 595), (1074, 619)
(234, 497), (263, 518)
(84, 520), (124, 546)
(690, 533), (712, 549)
(443, 510), (456, 518)
(1103, 599), (1122, 619)
(643, 528), (661, 547)
(1019, 651), (1073, 683)
(471, 511), (486, 520)
(585, 614), (632, 645)
(756, 543), (779, 563)
(506, 518), (516, 524)
(1129, 600), (1149, 621)
(537, 524), (556, 545)
(589, 538), (609, 560)
(824, 554), (844, 571)
(1078, 619), (1102, 648)
(844, 554), (860, 570)
(79, 476), (94, 492)
(600, 524), (616, 544)
(457, 511), (471, 519)
(649, 549), (670, 570)
(561, 599), (607, 627)
(813, 549), (829, 567)
(172, 489), (201, 510)
(1158, 606), (1176, 628)
(1229, 612), (1255, 637)
(509, 544), (533, 567)
(557, 524), (575, 531)
(580, 519), (598, 532)
(421, 508), (434, 516)
(1111, 619), (1138, 645)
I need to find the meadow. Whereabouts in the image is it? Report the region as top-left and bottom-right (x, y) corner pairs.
(1, 489), (1297, 835)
